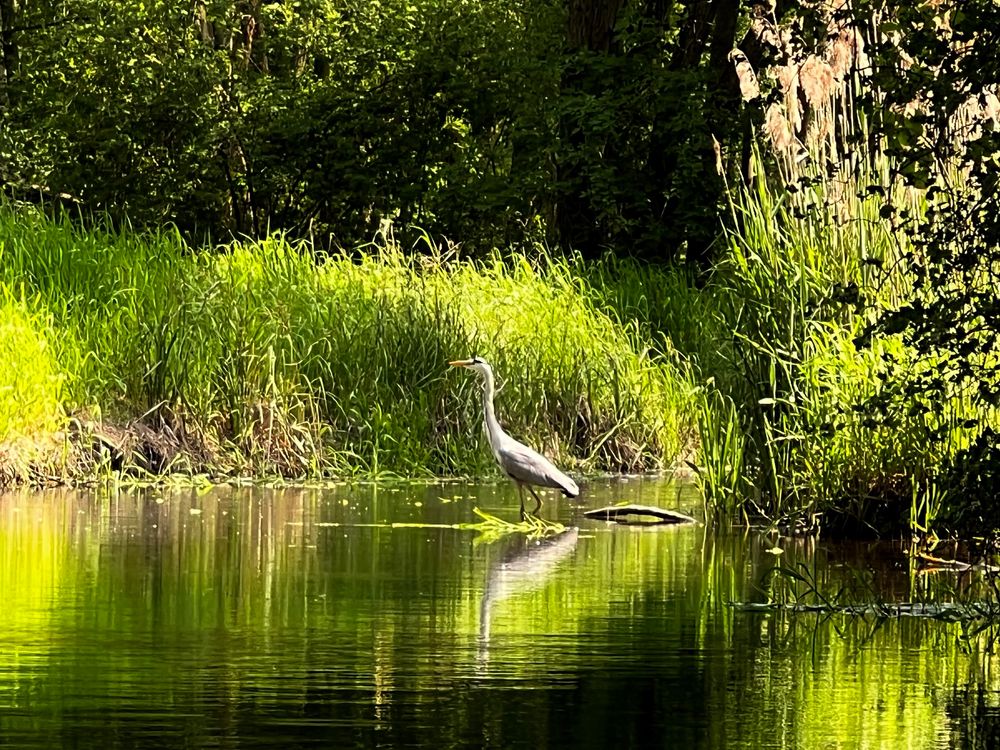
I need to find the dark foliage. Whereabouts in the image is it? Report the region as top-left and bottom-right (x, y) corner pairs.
(0, 0), (756, 261)
(853, 0), (1000, 530)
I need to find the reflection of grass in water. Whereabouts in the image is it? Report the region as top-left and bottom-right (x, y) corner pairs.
(5, 488), (1000, 750)
(463, 507), (566, 544)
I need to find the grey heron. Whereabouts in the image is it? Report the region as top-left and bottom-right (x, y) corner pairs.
(449, 357), (579, 517)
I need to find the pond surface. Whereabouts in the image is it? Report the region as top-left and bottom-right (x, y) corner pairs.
(0, 478), (998, 748)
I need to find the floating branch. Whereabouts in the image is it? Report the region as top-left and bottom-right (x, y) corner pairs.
(583, 504), (697, 525)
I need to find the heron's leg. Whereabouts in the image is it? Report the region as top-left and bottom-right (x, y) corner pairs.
(517, 483), (527, 521)
(526, 486), (543, 514)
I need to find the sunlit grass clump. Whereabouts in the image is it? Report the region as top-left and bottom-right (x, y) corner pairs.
(0, 205), (694, 481)
(464, 507), (566, 543)
(0, 288), (64, 450)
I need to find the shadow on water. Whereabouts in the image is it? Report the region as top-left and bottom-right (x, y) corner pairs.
(0, 478), (998, 748)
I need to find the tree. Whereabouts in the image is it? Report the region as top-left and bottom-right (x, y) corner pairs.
(553, 0), (753, 264)
(854, 0), (1000, 527)
(0, 0), (799, 263)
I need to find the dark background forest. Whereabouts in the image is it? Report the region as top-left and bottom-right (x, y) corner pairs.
(0, 0), (865, 264)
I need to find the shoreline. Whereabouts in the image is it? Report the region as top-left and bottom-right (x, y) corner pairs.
(4, 417), (696, 492)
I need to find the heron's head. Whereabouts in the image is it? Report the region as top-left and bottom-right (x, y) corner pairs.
(449, 356), (493, 379)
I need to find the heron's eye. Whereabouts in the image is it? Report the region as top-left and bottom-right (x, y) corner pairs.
(471, 356), (481, 364)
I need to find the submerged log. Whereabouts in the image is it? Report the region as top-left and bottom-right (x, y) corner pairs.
(583, 504), (697, 525)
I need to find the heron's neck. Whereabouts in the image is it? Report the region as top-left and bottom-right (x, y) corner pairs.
(481, 369), (505, 451)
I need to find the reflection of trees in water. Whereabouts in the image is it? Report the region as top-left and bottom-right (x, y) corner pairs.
(947, 682), (1000, 750)
(6, 486), (1000, 747)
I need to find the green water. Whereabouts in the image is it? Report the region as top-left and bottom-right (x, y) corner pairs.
(0, 478), (998, 748)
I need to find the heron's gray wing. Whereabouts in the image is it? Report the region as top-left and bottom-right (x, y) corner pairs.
(497, 440), (579, 496)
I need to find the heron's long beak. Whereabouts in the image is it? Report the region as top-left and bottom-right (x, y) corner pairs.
(449, 359), (471, 368)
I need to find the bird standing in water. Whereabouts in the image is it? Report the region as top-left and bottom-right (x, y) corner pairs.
(449, 357), (579, 517)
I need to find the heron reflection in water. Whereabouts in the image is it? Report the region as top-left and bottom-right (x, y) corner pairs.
(478, 527), (580, 659)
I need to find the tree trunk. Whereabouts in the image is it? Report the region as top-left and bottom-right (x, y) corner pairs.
(646, 0), (737, 268)
(709, 0), (740, 77)
(555, 0), (625, 256)
(566, 0), (625, 51)
(684, 0), (742, 270)
(0, 0), (18, 107)
(670, 0), (715, 71)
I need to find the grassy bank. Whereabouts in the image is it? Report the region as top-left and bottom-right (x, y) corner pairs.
(0, 183), (984, 538)
(0, 205), (694, 484)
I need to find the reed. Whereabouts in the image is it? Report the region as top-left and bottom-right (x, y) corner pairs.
(686, 153), (969, 530)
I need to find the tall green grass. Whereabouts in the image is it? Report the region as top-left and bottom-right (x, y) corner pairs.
(679, 165), (961, 531)
(0, 289), (63, 447)
(577, 159), (962, 532)
(0, 206), (694, 480)
(0, 179), (977, 535)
